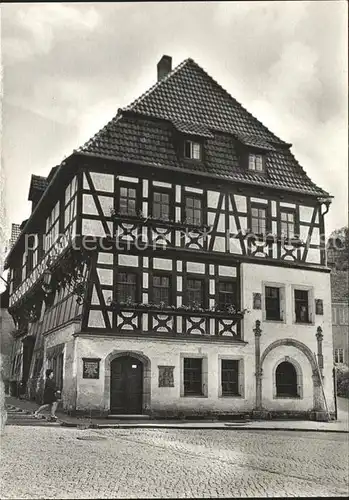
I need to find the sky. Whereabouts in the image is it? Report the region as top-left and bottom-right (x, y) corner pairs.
(1, 1), (348, 242)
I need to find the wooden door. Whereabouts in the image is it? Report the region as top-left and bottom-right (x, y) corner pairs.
(110, 356), (143, 414)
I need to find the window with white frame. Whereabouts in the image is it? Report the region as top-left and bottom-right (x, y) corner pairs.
(251, 206), (266, 235)
(152, 191), (170, 220)
(185, 195), (203, 225)
(64, 177), (77, 230)
(119, 185), (137, 215)
(281, 210), (296, 239)
(248, 153), (264, 172)
(334, 348), (344, 364)
(26, 234), (39, 275)
(45, 201), (60, 252)
(184, 140), (202, 160)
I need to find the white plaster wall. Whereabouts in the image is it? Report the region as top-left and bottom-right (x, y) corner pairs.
(234, 195), (247, 212)
(241, 263), (334, 411)
(75, 336), (255, 413)
(261, 345), (314, 411)
(45, 322), (80, 410)
(83, 172), (114, 192)
(207, 191), (219, 209)
(45, 322), (78, 349)
(82, 218), (112, 237)
(299, 205), (315, 223)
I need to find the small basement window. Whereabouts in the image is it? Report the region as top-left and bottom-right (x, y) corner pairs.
(248, 153), (264, 172)
(184, 140), (202, 160)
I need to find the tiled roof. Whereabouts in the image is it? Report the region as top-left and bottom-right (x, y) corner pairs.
(80, 58), (329, 197)
(28, 175), (48, 201)
(172, 119), (214, 138)
(31, 175), (47, 191)
(81, 115), (328, 196)
(9, 224), (21, 248)
(124, 58), (285, 144)
(235, 134), (277, 151)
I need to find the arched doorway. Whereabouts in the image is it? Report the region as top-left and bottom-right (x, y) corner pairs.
(110, 355), (144, 414)
(275, 361), (298, 397)
(258, 338), (323, 412)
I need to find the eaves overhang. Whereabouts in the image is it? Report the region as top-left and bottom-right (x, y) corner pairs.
(77, 150), (333, 201)
(4, 154), (77, 269)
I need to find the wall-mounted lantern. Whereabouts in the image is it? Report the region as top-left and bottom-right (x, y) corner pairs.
(42, 269), (52, 293)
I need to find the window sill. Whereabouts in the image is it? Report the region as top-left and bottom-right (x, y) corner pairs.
(183, 157), (203, 163)
(264, 319), (285, 324)
(182, 394), (207, 398)
(220, 394), (243, 399)
(274, 395), (301, 400)
(294, 321), (314, 326)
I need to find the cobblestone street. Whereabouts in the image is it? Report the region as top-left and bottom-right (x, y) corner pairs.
(1, 425), (348, 498)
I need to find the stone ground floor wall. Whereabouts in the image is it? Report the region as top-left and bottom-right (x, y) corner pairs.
(50, 334), (335, 418)
(75, 335), (254, 416)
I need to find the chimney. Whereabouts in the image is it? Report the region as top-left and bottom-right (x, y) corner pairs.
(157, 55), (172, 81)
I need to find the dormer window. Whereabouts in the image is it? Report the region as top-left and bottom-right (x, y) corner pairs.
(248, 153), (264, 172)
(184, 140), (202, 160)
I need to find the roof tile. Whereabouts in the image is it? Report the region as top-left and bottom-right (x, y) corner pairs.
(80, 58), (329, 197)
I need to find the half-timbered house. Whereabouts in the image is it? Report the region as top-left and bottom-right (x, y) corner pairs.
(5, 56), (335, 419)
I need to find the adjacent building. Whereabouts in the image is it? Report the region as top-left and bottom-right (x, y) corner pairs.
(8, 224), (21, 251)
(0, 289), (16, 394)
(5, 56), (335, 419)
(327, 230), (349, 367)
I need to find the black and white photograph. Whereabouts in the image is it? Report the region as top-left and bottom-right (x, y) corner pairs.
(0, 1), (348, 498)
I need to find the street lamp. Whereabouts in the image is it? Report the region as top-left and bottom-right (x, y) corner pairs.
(42, 268), (52, 293)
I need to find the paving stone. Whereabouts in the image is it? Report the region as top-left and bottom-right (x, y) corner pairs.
(0, 426), (348, 498)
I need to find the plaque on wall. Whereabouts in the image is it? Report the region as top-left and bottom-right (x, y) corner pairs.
(158, 365), (174, 387)
(253, 293), (262, 310)
(82, 358), (101, 379)
(315, 299), (324, 315)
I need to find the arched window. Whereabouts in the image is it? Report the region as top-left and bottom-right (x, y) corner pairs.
(276, 361), (298, 397)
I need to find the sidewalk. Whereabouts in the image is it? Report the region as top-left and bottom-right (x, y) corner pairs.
(5, 395), (349, 433)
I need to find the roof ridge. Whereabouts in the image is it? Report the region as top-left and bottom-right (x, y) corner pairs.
(123, 58), (192, 112)
(184, 58), (286, 145)
(125, 57), (287, 145)
(79, 58), (192, 152)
